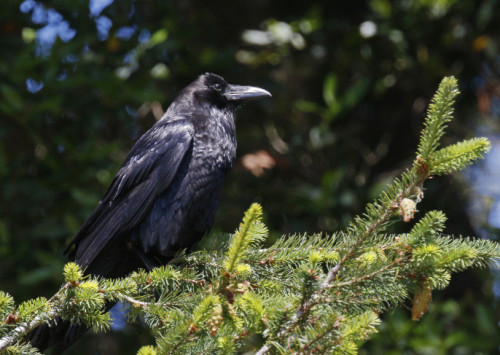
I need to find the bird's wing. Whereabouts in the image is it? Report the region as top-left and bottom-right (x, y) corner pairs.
(65, 117), (194, 267)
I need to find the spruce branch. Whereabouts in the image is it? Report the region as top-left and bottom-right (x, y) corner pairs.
(1, 264), (140, 351)
(1, 342), (42, 355)
(408, 210), (447, 244)
(430, 137), (491, 175)
(417, 76), (460, 160)
(0, 263), (91, 351)
(332, 249), (406, 288)
(298, 315), (342, 354)
(254, 76), (493, 354)
(224, 203), (268, 274)
(0, 284), (69, 352)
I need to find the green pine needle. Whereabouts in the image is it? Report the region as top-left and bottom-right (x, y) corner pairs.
(224, 203), (268, 273)
(417, 76), (460, 160)
(430, 137), (491, 175)
(63, 262), (84, 283)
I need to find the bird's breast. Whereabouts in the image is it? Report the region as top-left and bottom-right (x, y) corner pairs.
(192, 112), (237, 170)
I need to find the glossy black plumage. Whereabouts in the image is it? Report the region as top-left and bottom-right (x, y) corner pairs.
(29, 73), (271, 351)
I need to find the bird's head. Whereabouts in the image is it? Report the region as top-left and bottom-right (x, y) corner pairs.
(191, 73), (272, 110)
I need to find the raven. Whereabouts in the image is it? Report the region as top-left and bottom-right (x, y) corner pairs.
(29, 73), (271, 351)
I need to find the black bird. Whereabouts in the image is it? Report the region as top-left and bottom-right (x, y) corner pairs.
(29, 73), (271, 352)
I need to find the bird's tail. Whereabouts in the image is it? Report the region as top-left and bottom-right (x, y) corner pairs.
(28, 301), (117, 353)
(28, 318), (90, 353)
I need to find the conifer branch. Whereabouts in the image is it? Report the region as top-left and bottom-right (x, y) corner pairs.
(224, 203), (267, 274)
(299, 316), (342, 354)
(332, 250), (406, 288)
(254, 77), (494, 354)
(417, 76), (460, 159)
(0, 284), (70, 352)
(431, 137), (491, 175)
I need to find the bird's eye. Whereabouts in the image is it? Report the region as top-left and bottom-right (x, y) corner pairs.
(212, 83), (223, 92)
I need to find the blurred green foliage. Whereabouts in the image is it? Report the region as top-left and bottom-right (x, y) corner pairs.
(1, 0), (500, 353)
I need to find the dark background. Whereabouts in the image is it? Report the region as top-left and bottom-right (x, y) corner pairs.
(1, 0), (500, 353)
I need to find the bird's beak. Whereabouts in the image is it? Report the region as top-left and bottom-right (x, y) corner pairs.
(224, 84), (272, 101)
